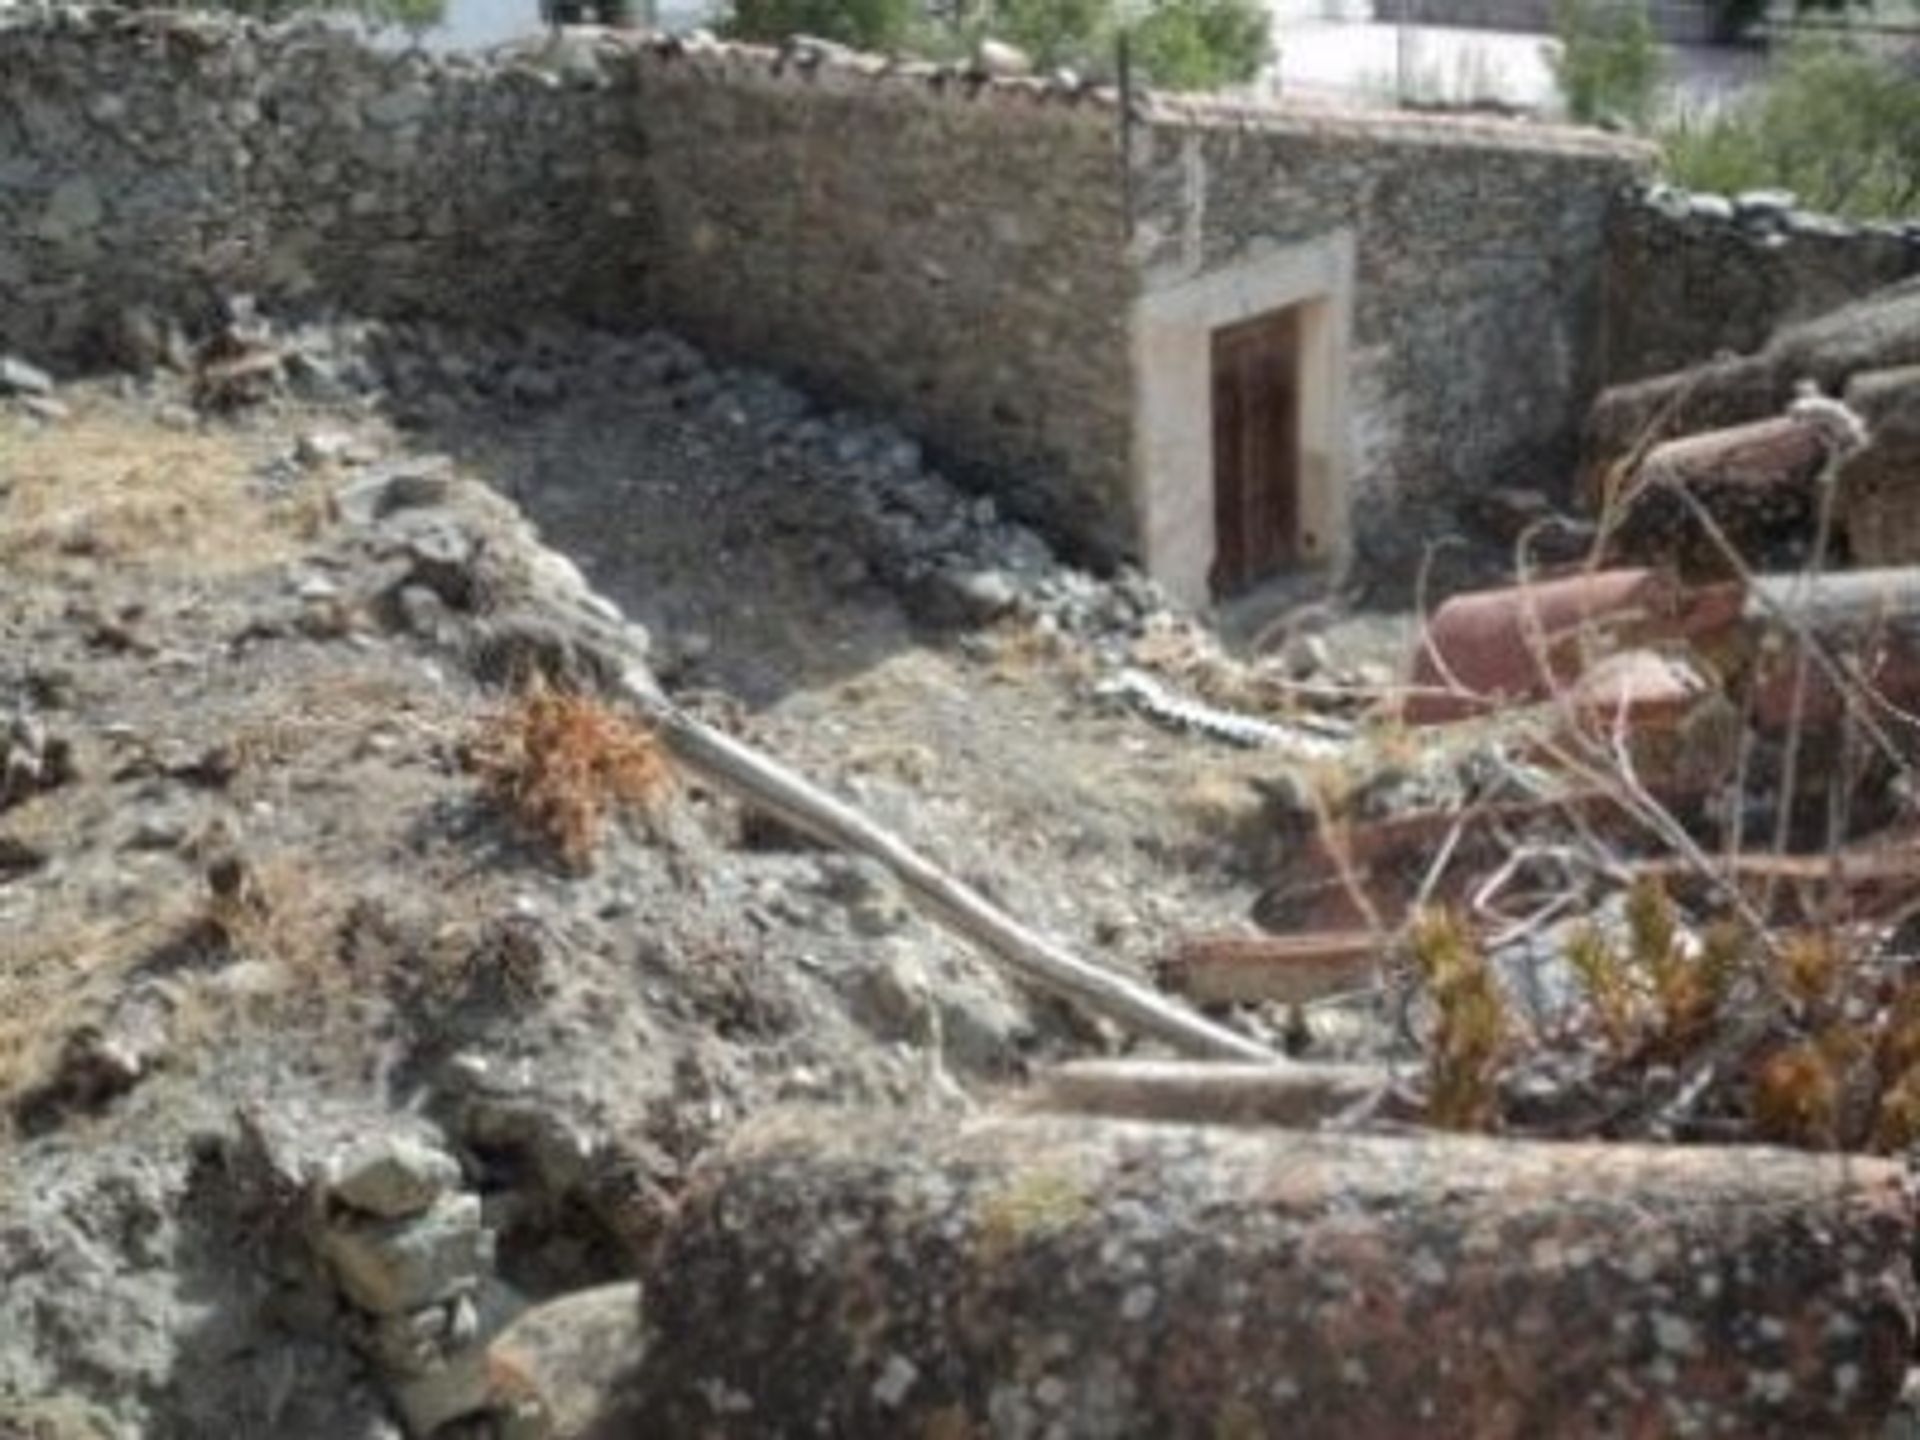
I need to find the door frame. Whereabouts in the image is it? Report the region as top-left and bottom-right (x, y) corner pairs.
(1132, 230), (1355, 610)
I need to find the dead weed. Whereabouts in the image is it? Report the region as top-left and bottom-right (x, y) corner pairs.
(468, 682), (673, 871)
(0, 405), (307, 577)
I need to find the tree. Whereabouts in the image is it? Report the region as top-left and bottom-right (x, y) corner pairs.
(1548, 0), (1664, 128)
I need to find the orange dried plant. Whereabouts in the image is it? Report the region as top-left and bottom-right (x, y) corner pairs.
(470, 681), (672, 871)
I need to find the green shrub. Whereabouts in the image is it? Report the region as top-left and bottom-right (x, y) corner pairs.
(723, 0), (1269, 88)
(988, 0), (1117, 70)
(725, 0), (918, 49)
(1659, 41), (1920, 221)
(1129, 0), (1271, 91)
(1548, 0), (1663, 128)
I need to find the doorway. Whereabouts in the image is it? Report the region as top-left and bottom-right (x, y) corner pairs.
(1209, 306), (1302, 599)
(1131, 229), (1354, 611)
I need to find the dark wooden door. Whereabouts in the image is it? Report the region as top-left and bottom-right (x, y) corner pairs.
(1210, 308), (1301, 599)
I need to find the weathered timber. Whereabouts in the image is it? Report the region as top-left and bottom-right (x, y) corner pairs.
(1840, 365), (1920, 566)
(1161, 930), (1384, 1004)
(1605, 416), (1831, 578)
(1016, 1059), (1395, 1128)
(627, 1113), (1915, 1439)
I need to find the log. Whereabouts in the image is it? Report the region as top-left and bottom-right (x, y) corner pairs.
(504, 556), (1278, 1064)
(1404, 568), (1680, 723)
(627, 1113), (1915, 1439)
(629, 693), (1279, 1064)
(1606, 416), (1831, 579)
(1161, 930), (1383, 1005)
(1015, 1059), (1395, 1128)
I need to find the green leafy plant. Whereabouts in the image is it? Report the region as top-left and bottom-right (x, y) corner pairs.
(1549, 0), (1663, 128)
(1659, 40), (1920, 221)
(725, 0), (919, 49)
(1129, 0), (1270, 91)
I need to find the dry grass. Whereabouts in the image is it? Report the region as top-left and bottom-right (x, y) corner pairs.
(0, 404), (312, 579)
(469, 682), (674, 871)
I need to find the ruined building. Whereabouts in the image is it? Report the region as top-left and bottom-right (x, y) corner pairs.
(2, 8), (1915, 604)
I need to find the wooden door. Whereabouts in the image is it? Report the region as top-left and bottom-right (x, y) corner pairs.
(1210, 308), (1301, 599)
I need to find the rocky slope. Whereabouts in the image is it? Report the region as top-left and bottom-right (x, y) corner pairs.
(0, 311), (1368, 1437)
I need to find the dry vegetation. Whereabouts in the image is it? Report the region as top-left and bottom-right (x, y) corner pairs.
(0, 404), (314, 580)
(468, 681), (674, 871)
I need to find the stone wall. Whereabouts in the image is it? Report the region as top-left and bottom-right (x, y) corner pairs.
(636, 53), (1139, 559)
(1129, 100), (1651, 569)
(1604, 185), (1920, 385)
(0, 9), (651, 360)
(1, 9), (1668, 580)
(0, 13), (1138, 559)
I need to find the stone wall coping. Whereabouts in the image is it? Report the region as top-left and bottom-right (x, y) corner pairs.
(2, 4), (1654, 163)
(1139, 92), (1655, 162)
(1626, 181), (1920, 246)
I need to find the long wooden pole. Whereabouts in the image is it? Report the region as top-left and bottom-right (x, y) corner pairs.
(629, 691), (1281, 1063)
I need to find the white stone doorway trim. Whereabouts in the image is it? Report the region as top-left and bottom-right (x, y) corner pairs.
(1131, 230), (1356, 611)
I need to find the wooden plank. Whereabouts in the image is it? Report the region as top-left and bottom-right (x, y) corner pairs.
(1162, 930), (1386, 1005)
(1015, 1058), (1393, 1128)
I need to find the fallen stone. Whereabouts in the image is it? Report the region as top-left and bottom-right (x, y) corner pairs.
(486, 1282), (644, 1440)
(630, 1112), (1915, 1438)
(335, 458), (456, 526)
(318, 1193), (494, 1316)
(329, 1133), (464, 1219)
(0, 354), (55, 396)
(390, 1347), (491, 1437)
(974, 37), (1033, 76)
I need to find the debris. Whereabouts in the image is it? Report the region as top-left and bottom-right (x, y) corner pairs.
(630, 1112), (1916, 1437)
(1015, 1059), (1396, 1128)
(485, 1282), (644, 1440)
(1097, 666), (1350, 754)
(1160, 930), (1385, 1005)
(1405, 569), (1681, 723)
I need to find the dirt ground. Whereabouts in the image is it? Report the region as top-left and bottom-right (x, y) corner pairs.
(0, 317), (1415, 1436)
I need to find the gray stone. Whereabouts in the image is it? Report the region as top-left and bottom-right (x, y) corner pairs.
(1685, 193), (1734, 223)
(20, 394), (70, 423)
(329, 1132), (463, 1218)
(487, 1282), (644, 1440)
(940, 566), (1019, 624)
(1735, 188), (1797, 219)
(0, 354), (55, 396)
(974, 38), (1034, 77)
(389, 1347), (492, 1436)
(35, 177), (102, 240)
(317, 1192), (493, 1315)
(336, 459), (455, 525)
(847, 945), (930, 1042)
(364, 84), (435, 129)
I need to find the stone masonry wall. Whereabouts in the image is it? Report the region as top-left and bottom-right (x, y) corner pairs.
(1604, 184), (1920, 385)
(0, 12), (1137, 561)
(0, 9), (651, 361)
(636, 54), (1137, 559)
(1130, 101), (1651, 549)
